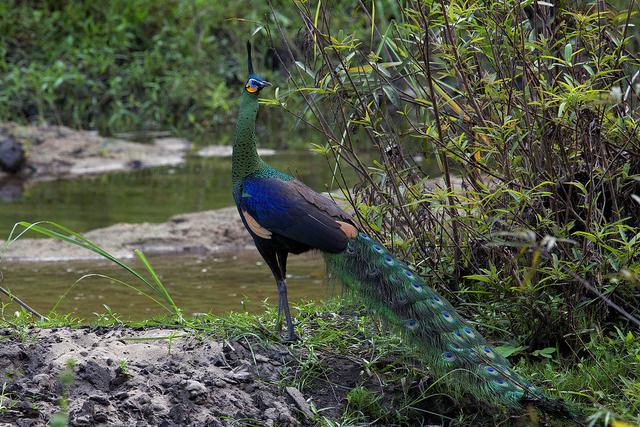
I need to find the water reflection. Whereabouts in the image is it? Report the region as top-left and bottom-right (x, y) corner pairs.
(0, 177), (24, 202)
(1, 251), (329, 321)
(0, 151), (362, 236)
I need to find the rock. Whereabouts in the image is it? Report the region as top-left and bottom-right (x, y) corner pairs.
(264, 407), (279, 422)
(88, 394), (110, 405)
(197, 145), (275, 158)
(93, 411), (108, 423)
(79, 360), (112, 392)
(0, 206), (252, 262)
(286, 386), (313, 420)
(114, 391), (129, 400)
(31, 373), (49, 385)
(72, 415), (92, 426)
(184, 379), (207, 402)
(110, 366), (130, 388)
(0, 135), (25, 173)
(2, 123), (191, 181)
(254, 354), (270, 363)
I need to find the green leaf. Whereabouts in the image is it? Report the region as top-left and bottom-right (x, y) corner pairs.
(295, 61), (316, 79)
(532, 347), (556, 358)
(382, 85), (400, 108)
(463, 274), (493, 284)
(494, 345), (526, 358)
(564, 43), (573, 63)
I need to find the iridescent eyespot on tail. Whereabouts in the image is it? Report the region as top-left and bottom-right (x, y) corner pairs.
(359, 232), (370, 240)
(482, 346), (496, 359)
(463, 327), (475, 338)
(442, 311), (455, 323)
(383, 255), (394, 266)
(430, 295), (444, 307)
(372, 244), (385, 254)
(443, 352), (456, 363)
(485, 366), (498, 376)
(405, 319), (419, 330)
(403, 270), (414, 279)
(367, 267), (380, 277)
(411, 282), (423, 292)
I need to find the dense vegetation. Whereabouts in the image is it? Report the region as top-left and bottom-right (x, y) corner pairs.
(271, 0), (640, 424)
(1, 0), (640, 425)
(0, 1), (288, 134)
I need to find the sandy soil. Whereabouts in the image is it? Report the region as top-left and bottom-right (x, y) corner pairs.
(1, 207), (254, 262)
(0, 327), (317, 426)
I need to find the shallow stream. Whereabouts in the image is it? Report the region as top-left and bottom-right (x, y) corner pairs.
(1, 251), (327, 320)
(0, 137), (439, 319)
(0, 151), (346, 233)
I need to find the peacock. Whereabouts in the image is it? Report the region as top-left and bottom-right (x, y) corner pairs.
(232, 42), (569, 414)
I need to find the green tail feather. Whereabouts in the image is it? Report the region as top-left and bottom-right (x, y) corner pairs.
(324, 232), (548, 408)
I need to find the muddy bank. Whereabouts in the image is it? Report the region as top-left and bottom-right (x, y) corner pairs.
(0, 123), (275, 182)
(0, 327), (318, 426)
(1, 207), (254, 262)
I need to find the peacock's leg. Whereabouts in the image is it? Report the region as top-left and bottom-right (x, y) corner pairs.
(275, 251), (297, 341)
(275, 251), (287, 325)
(276, 295), (284, 328)
(276, 279), (297, 342)
(257, 245), (297, 341)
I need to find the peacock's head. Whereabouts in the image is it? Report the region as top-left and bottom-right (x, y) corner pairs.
(245, 41), (271, 95)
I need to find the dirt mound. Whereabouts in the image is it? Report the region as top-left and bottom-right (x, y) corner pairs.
(0, 327), (316, 426)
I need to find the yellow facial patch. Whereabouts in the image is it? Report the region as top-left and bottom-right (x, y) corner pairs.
(245, 83), (257, 93)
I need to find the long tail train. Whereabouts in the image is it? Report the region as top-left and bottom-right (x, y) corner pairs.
(324, 231), (561, 410)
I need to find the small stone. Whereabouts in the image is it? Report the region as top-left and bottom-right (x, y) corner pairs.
(226, 366), (252, 382)
(73, 415), (92, 426)
(254, 354), (269, 363)
(286, 386), (313, 420)
(89, 394), (110, 405)
(94, 411), (108, 423)
(264, 408), (278, 421)
(185, 380), (207, 402)
(32, 373), (49, 385)
(151, 403), (166, 413)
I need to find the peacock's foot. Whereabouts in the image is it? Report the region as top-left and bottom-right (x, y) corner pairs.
(281, 329), (299, 344)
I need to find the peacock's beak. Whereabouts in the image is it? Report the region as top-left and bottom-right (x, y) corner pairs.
(258, 80), (271, 88)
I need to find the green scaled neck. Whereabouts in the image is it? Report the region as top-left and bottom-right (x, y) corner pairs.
(232, 90), (263, 182)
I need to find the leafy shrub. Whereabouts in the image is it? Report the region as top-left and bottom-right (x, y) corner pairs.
(273, 0), (640, 421)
